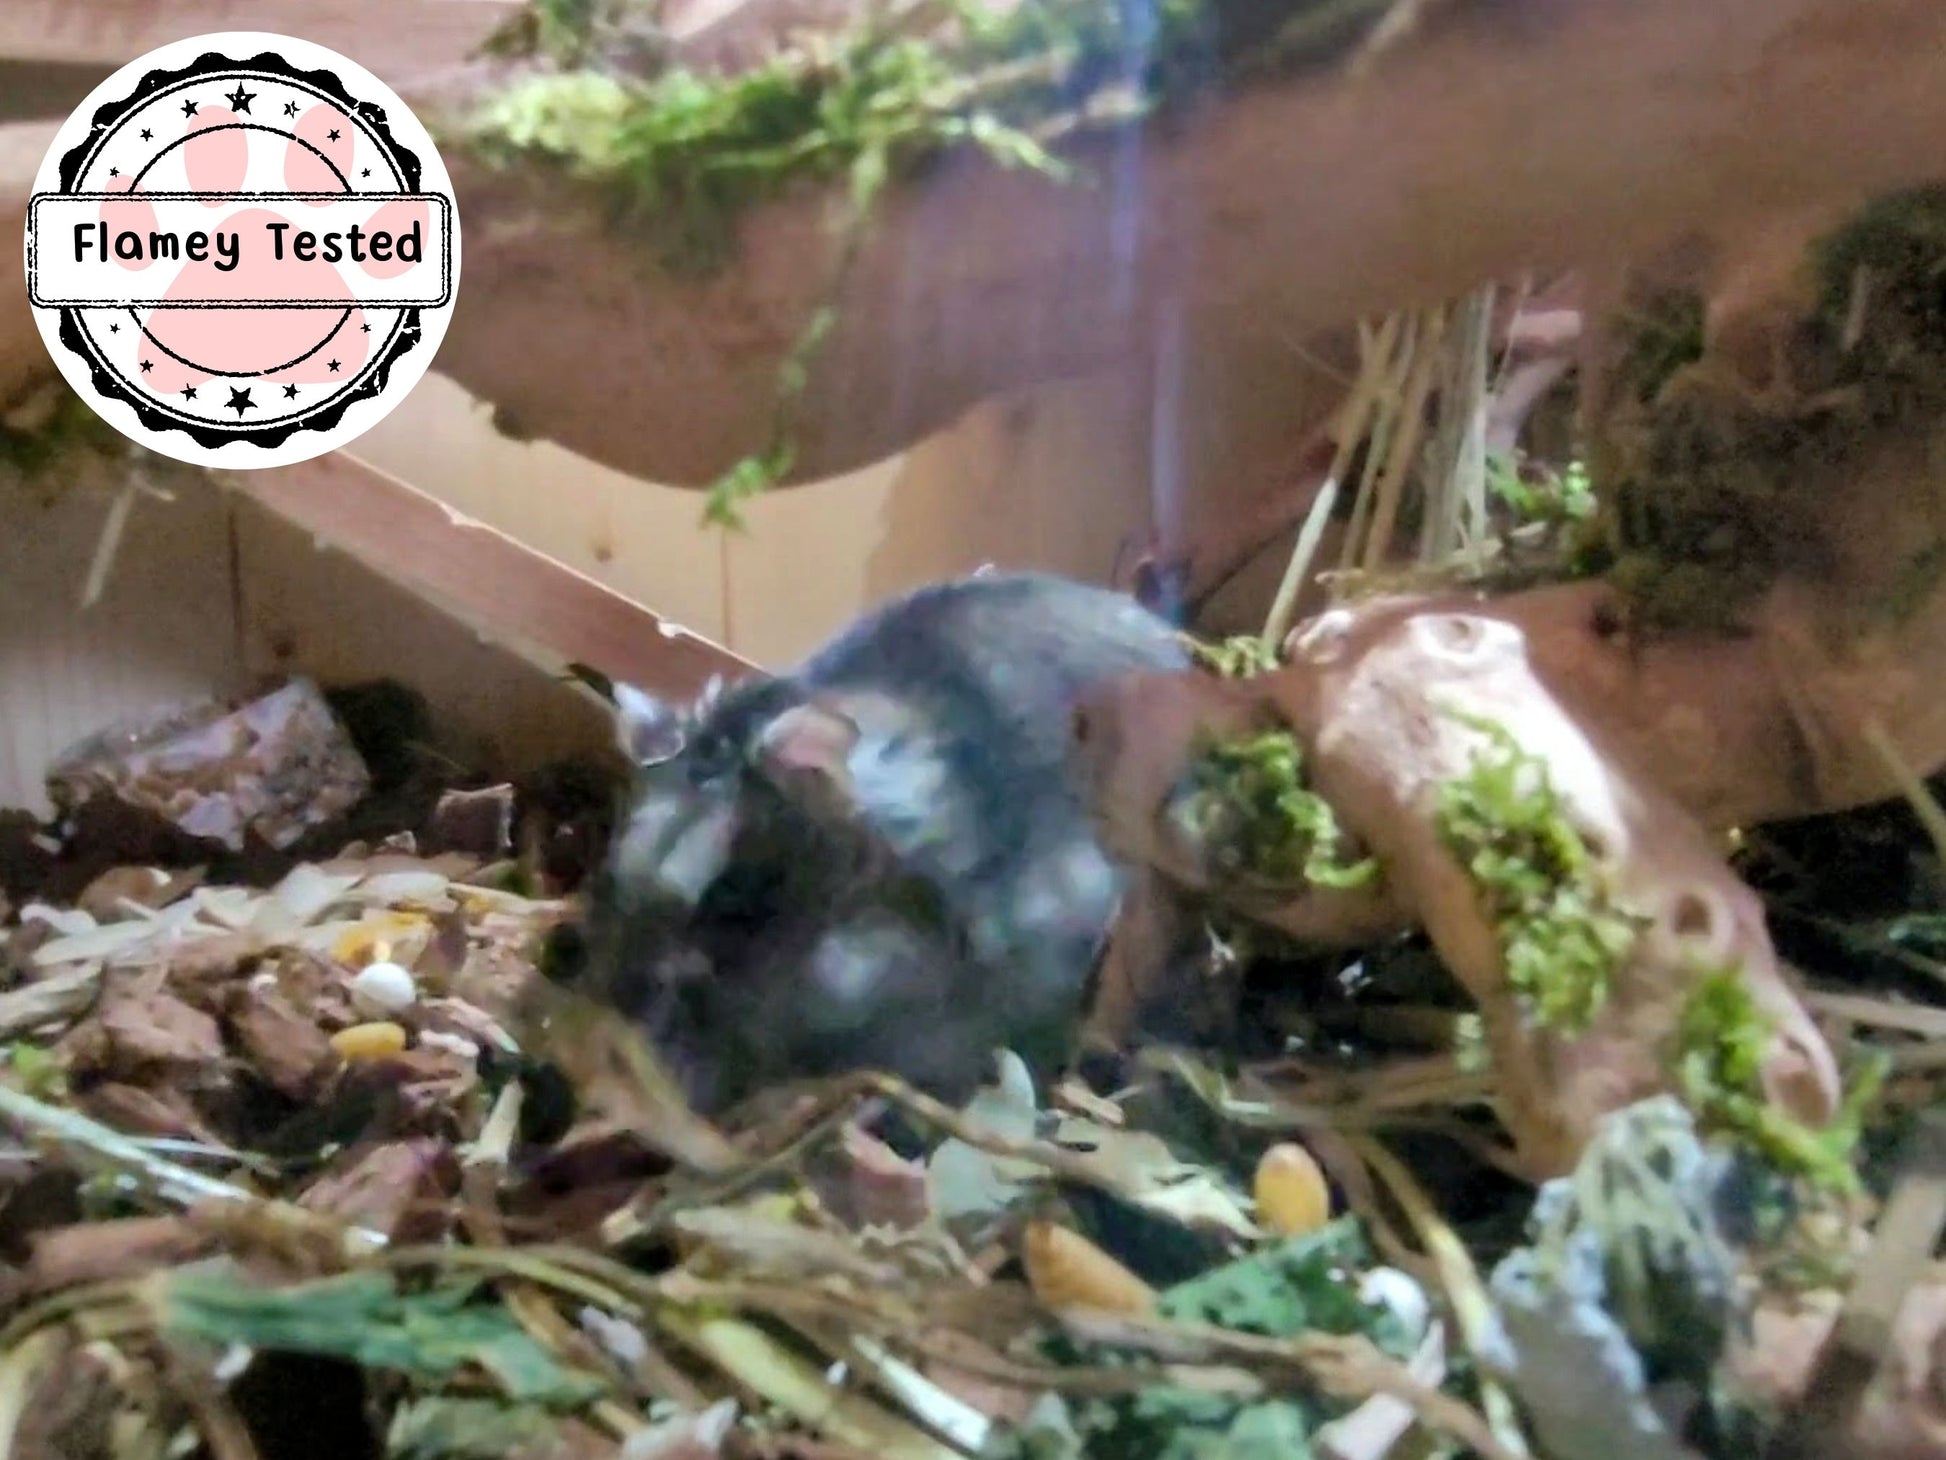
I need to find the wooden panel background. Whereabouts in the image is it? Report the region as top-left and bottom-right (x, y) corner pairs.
(0, 3), (1295, 806)
(0, 354), (1172, 816)
(0, 469), (622, 815)
(0, 474), (245, 817)
(354, 366), (1160, 671)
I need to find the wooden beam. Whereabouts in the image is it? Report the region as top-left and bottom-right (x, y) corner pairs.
(0, 122), (55, 411)
(9, 0), (1946, 497)
(417, 0), (1946, 488)
(0, 2), (519, 78)
(0, 61), (118, 123)
(227, 451), (755, 699)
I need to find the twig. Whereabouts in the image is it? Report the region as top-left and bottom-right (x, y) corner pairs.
(1866, 718), (1946, 869)
(158, 1345), (264, 1460)
(1350, 1135), (1532, 1457)
(1314, 1320), (1447, 1460)
(864, 1073), (1172, 1193)
(1262, 313), (1405, 646)
(621, 1081), (882, 1241)
(654, 1304), (966, 1460)
(846, 1333), (996, 1453)
(1054, 1309), (1522, 1460)
(663, 1273), (1162, 1397)
(0, 1329), (64, 1460)
(79, 479), (137, 611)
(1262, 474), (1343, 655)
(1338, 312), (1414, 572)
(1434, 283), (1495, 570)
(382, 1242), (650, 1316)
(1763, 1109), (1946, 1459)
(1361, 305), (1449, 572)
(460, 1077), (523, 1246)
(0, 1085), (387, 1253)
(1346, 0), (1463, 78)
(1804, 989), (1946, 1039)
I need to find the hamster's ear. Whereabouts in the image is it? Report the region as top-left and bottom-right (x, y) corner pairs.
(613, 683), (687, 767)
(755, 699), (862, 813)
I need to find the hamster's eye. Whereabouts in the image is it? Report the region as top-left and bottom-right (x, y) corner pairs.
(685, 733), (742, 785)
(538, 920), (588, 985)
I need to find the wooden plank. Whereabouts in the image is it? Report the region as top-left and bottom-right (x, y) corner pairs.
(232, 495), (622, 779)
(1, 121), (58, 410)
(0, 2), (519, 75)
(0, 473), (245, 816)
(0, 61), (115, 123)
(352, 371), (733, 651)
(227, 451), (755, 699)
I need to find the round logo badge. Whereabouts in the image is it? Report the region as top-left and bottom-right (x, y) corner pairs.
(22, 32), (462, 470)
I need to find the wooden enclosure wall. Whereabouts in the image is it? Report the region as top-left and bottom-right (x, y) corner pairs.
(0, 355), (1166, 818)
(352, 368), (1161, 671)
(0, 336), (1304, 817)
(0, 469), (618, 817)
(349, 301), (1346, 670)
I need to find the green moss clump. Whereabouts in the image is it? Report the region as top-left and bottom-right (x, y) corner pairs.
(464, 0), (1231, 526)
(471, 45), (1073, 275)
(1434, 714), (1641, 1035)
(2, 1043), (67, 1101)
(465, 0), (1237, 279)
(1670, 963), (1883, 1196)
(1002, 1219), (1412, 1460)
(1579, 185), (1946, 636)
(1611, 287), (1709, 411)
(1809, 185), (1946, 425)
(1183, 632), (1282, 679)
(1175, 730), (1379, 891)
(1486, 451), (1596, 532)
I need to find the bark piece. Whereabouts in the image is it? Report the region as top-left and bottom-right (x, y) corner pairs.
(1070, 594), (1843, 1177)
(75, 1081), (224, 1144)
(43, 678), (372, 855)
(23, 1215), (218, 1292)
(295, 1138), (461, 1243)
(424, 784), (517, 861)
(226, 985), (340, 1101)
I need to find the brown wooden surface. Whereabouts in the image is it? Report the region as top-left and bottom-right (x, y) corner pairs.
(0, 1), (517, 75)
(230, 451), (754, 697)
(7, 0), (1946, 499)
(0, 462), (665, 814)
(419, 0), (1946, 487)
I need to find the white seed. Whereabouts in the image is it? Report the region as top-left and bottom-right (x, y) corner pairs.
(349, 959), (416, 1013)
(1359, 1265), (1432, 1342)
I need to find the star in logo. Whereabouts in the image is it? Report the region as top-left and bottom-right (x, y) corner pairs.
(361, 168), (371, 178)
(108, 168), (119, 178)
(283, 100), (299, 118)
(328, 359), (341, 373)
(139, 128), (152, 142)
(283, 384), (299, 399)
(107, 323), (119, 334)
(181, 385), (197, 400)
(225, 83), (255, 113)
(226, 387), (255, 418)
(328, 128), (341, 142)
(181, 99), (198, 117)
(140, 360), (153, 374)
(360, 323), (371, 333)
